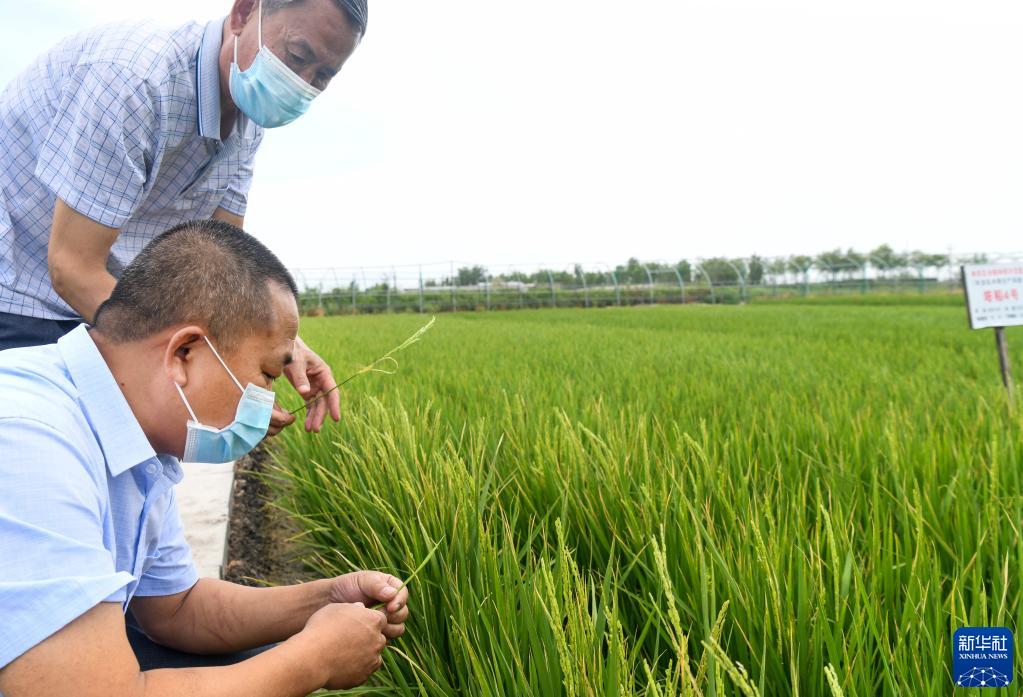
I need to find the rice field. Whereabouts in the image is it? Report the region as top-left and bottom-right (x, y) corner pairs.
(270, 300), (1023, 696)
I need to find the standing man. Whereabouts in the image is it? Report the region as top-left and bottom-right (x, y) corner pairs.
(0, 0), (364, 431)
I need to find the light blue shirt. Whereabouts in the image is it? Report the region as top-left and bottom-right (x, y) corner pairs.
(0, 17), (263, 320)
(0, 325), (199, 671)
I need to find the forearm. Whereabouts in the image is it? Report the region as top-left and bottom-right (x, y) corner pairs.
(51, 269), (116, 323)
(212, 207), (243, 227)
(141, 632), (325, 697)
(152, 578), (332, 654)
(47, 199), (120, 323)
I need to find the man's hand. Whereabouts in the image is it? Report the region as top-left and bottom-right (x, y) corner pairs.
(299, 603), (389, 690)
(267, 404), (297, 437)
(327, 571), (409, 640)
(284, 336), (341, 433)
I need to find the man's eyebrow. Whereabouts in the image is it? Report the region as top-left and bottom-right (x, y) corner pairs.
(291, 38), (340, 77)
(289, 38), (319, 62)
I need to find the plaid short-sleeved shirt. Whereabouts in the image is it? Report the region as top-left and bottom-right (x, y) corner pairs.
(0, 17), (263, 320)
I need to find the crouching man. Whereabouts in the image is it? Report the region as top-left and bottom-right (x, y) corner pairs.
(0, 219), (408, 697)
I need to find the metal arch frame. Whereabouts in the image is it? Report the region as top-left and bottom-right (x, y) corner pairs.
(835, 254), (866, 293)
(288, 249), (979, 312)
(642, 264), (655, 305)
(608, 266), (622, 306)
(722, 260), (746, 302)
(913, 258), (926, 294)
(314, 276), (324, 310)
(671, 264), (686, 304)
(908, 253), (949, 294)
(294, 270), (314, 312)
(385, 266), (395, 312)
(866, 254), (891, 275)
(418, 266), (425, 314)
(813, 257), (835, 292)
(814, 256), (854, 294)
(788, 259), (811, 296)
(449, 261), (457, 312)
(500, 266), (526, 310)
(575, 264), (590, 308)
(359, 267), (370, 310)
(695, 261), (717, 304)
(865, 254), (893, 292)
(762, 256), (788, 290)
(774, 259), (788, 286)
(330, 268), (342, 314)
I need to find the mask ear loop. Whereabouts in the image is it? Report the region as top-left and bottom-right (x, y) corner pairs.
(174, 382), (201, 423)
(234, 0), (263, 67)
(203, 336), (246, 393)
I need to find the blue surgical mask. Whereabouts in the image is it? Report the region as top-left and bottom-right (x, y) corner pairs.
(174, 336), (276, 464)
(228, 0), (322, 128)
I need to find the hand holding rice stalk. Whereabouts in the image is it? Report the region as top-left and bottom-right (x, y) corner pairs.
(290, 317), (436, 416)
(367, 538), (443, 613)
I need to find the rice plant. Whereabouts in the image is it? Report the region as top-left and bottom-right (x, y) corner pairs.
(270, 303), (1023, 695)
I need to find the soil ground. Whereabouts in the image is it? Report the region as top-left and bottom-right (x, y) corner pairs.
(223, 446), (310, 587)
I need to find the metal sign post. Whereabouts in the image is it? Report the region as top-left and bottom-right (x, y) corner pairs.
(995, 327), (1013, 399)
(961, 264), (1023, 399)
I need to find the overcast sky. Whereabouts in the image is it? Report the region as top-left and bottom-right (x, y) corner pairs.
(2, 0), (1022, 275)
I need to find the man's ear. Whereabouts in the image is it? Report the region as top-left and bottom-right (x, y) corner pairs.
(164, 326), (206, 388)
(228, 0), (259, 35)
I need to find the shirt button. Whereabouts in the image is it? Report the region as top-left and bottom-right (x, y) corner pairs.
(146, 463), (158, 475)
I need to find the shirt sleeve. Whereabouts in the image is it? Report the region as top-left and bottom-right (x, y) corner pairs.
(34, 63), (160, 229)
(133, 487), (200, 597)
(0, 417), (134, 670)
(217, 132), (262, 217)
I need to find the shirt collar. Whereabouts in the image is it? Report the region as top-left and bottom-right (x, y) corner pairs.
(196, 17), (227, 140)
(196, 16), (260, 142)
(58, 325), (159, 478)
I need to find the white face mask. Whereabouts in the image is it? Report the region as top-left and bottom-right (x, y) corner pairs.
(174, 336), (275, 464)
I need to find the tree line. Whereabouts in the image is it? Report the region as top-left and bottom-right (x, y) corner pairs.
(431, 245), (977, 287)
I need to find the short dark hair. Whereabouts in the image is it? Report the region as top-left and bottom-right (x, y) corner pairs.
(93, 219), (298, 351)
(263, 0), (368, 37)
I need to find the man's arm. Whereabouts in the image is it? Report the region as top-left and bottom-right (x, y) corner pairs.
(47, 199), (119, 323)
(130, 571), (408, 655)
(48, 205), (245, 324)
(130, 578), (332, 654)
(0, 601), (385, 697)
(211, 207), (243, 228)
(35, 62), (161, 323)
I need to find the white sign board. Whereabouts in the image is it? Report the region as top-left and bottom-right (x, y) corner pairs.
(962, 264), (1023, 329)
